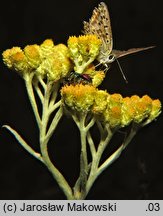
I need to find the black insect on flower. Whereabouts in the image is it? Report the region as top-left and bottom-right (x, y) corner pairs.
(63, 71), (92, 85)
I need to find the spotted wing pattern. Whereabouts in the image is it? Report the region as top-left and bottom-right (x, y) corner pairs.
(83, 2), (113, 58)
(83, 2), (154, 65)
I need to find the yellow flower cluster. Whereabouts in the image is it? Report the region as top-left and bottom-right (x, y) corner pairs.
(61, 84), (96, 113)
(2, 36), (161, 128)
(2, 39), (72, 81)
(61, 84), (161, 128)
(67, 35), (101, 74)
(2, 36), (105, 86)
(95, 93), (161, 128)
(36, 43), (72, 81)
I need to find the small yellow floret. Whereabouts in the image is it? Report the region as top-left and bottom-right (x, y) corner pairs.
(109, 106), (122, 128)
(92, 71), (105, 87)
(68, 36), (78, 44)
(121, 97), (136, 126)
(2, 47), (23, 68)
(2, 47), (30, 74)
(149, 99), (161, 120)
(41, 39), (54, 47)
(92, 90), (108, 114)
(40, 39), (55, 58)
(108, 93), (123, 108)
(24, 44), (41, 69)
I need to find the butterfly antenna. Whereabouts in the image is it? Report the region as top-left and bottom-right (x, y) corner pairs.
(115, 58), (128, 83)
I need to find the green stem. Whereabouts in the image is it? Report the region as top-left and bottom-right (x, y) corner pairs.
(34, 82), (44, 103)
(3, 125), (44, 163)
(122, 124), (138, 150)
(85, 117), (96, 131)
(98, 126), (137, 175)
(97, 145), (124, 176)
(39, 81), (73, 199)
(46, 107), (63, 140)
(73, 114), (97, 199)
(24, 73), (41, 129)
(49, 81), (60, 109)
(48, 100), (61, 115)
(87, 131), (96, 158)
(75, 58), (95, 74)
(79, 114), (88, 193)
(84, 126), (113, 198)
(40, 138), (73, 199)
(5, 73), (73, 199)
(37, 75), (47, 90)
(95, 126), (113, 167)
(85, 124), (138, 198)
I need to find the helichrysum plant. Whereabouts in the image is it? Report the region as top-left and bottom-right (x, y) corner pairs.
(2, 2), (161, 200)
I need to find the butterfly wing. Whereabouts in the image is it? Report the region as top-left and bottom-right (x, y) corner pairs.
(112, 46), (155, 59)
(83, 2), (154, 67)
(83, 2), (113, 56)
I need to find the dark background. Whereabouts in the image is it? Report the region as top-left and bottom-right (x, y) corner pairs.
(0, 0), (162, 199)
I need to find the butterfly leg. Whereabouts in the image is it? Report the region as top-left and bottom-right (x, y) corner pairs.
(95, 62), (102, 68)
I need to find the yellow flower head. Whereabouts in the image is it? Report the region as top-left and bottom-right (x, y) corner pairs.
(61, 84), (97, 113)
(108, 93), (123, 108)
(91, 71), (105, 87)
(130, 95), (152, 123)
(149, 99), (161, 121)
(2, 47), (29, 74)
(87, 91), (123, 128)
(130, 95), (140, 103)
(121, 97), (136, 126)
(3, 47), (22, 68)
(92, 90), (108, 114)
(36, 44), (72, 81)
(40, 39), (55, 58)
(24, 44), (41, 69)
(78, 35), (101, 57)
(103, 93), (123, 128)
(67, 35), (101, 74)
(108, 106), (122, 128)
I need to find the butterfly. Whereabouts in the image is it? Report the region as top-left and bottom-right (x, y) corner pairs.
(83, 2), (154, 81)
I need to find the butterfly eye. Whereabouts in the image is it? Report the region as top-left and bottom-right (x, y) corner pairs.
(108, 54), (115, 62)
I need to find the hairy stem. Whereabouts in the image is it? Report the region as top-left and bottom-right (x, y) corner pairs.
(40, 138), (73, 199)
(73, 114), (97, 199)
(98, 125), (138, 175)
(84, 126), (113, 198)
(85, 124), (138, 198)
(3, 125), (44, 163)
(24, 73), (41, 129)
(39, 81), (73, 199)
(87, 131), (96, 158)
(79, 114), (88, 193)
